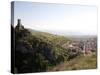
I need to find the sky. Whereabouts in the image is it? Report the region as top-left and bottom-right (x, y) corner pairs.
(13, 1), (97, 36)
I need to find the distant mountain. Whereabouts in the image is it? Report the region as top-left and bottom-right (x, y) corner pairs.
(66, 35), (97, 41)
(34, 29), (97, 36)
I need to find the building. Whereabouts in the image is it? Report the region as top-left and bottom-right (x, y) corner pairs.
(15, 19), (24, 30)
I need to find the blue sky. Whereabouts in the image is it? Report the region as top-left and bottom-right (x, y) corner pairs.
(14, 1), (97, 35)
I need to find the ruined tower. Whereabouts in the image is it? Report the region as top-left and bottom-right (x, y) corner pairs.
(17, 19), (21, 26)
(15, 19), (24, 30)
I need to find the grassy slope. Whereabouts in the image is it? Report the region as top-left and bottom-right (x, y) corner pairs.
(48, 53), (97, 71)
(29, 29), (70, 45)
(29, 29), (71, 56)
(29, 29), (97, 71)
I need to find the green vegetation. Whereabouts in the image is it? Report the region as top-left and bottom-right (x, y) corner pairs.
(13, 25), (97, 73)
(48, 53), (97, 71)
(14, 26), (72, 73)
(29, 29), (70, 45)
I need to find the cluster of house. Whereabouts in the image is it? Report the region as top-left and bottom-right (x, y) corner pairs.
(62, 38), (97, 55)
(81, 38), (97, 54)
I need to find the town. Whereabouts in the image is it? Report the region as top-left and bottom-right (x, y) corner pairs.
(62, 37), (97, 55)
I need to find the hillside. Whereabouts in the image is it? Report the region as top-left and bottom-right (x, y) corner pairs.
(29, 29), (71, 45)
(13, 24), (97, 73)
(14, 25), (79, 73)
(28, 29), (76, 60)
(48, 53), (97, 71)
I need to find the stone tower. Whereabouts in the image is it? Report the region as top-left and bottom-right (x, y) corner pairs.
(17, 19), (21, 26)
(15, 19), (24, 30)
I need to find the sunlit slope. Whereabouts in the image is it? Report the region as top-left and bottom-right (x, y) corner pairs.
(48, 53), (97, 71)
(29, 29), (70, 45)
